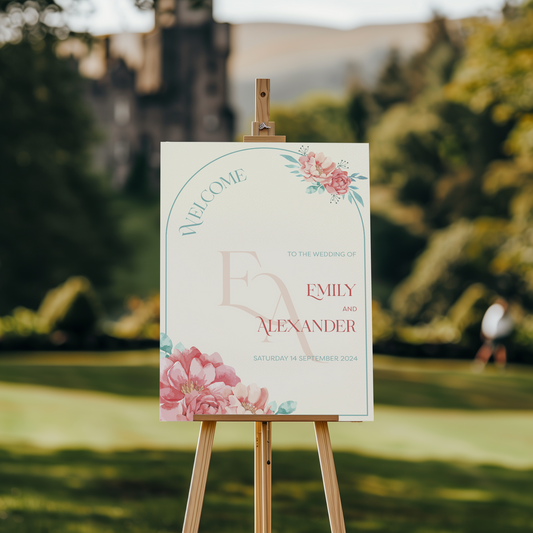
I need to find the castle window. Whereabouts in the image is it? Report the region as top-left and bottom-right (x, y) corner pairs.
(114, 98), (130, 126)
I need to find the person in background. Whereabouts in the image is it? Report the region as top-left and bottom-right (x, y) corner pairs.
(473, 298), (514, 372)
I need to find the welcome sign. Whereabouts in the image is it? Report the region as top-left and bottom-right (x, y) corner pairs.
(160, 143), (373, 421)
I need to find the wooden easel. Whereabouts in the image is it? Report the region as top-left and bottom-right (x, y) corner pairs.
(181, 79), (347, 533)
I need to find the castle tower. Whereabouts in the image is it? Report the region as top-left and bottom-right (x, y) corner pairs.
(88, 0), (233, 189)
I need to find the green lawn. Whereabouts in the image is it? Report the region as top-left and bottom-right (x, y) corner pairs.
(0, 448), (532, 533)
(0, 352), (532, 532)
(2, 351), (533, 410)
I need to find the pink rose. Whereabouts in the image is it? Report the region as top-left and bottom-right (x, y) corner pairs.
(225, 383), (274, 415)
(160, 346), (240, 419)
(324, 168), (351, 195)
(299, 152), (336, 185)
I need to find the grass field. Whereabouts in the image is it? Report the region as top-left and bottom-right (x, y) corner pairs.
(0, 351), (532, 532)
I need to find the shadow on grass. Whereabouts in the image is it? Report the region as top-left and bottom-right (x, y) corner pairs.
(0, 448), (532, 533)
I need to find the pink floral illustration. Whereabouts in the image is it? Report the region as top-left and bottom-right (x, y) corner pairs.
(325, 168), (351, 195)
(161, 385), (229, 421)
(281, 150), (366, 207)
(160, 346), (240, 421)
(160, 338), (297, 420)
(299, 152), (336, 185)
(225, 383), (274, 415)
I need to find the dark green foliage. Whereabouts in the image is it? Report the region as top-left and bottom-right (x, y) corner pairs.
(0, 38), (127, 314)
(346, 88), (377, 142)
(372, 49), (412, 111)
(373, 98), (511, 228)
(370, 214), (426, 302)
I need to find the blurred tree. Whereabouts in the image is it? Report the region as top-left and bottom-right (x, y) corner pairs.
(0, 36), (127, 314)
(447, 0), (533, 160)
(0, 1), (73, 45)
(372, 49), (412, 111)
(407, 14), (462, 97)
(382, 1), (533, 359)
(346, 87), (378, 142)
(370, 95), (511, 227)
(345, 15), (464, 145)
(271, 95), (355, 143)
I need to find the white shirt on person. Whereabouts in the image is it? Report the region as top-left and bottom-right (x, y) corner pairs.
(481, 303), (513, 340)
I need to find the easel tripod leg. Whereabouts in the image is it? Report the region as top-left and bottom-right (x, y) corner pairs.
(255, 421), (272, 533)
(255, 422), (263, 533)
(182, 421), (217, 533)
(314, 421), (346, 533)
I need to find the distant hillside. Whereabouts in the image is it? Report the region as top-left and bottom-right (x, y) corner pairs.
(228, 21), (427, 133)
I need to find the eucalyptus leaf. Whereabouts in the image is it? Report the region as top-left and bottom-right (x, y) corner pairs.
(160, 332), (172, 354)
(280, 154), (300, 164)
(285, 165), (299, 169)
(277, 401), (297, 415)
(267, 401), (277, 413)
(352, 191), (364, 206)
(306, 186), (318, 194)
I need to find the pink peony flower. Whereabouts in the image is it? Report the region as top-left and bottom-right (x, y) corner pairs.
(160, 346), (240, 418)
(160, 384), (229, 421)
(299, 152), (336, 185)
(324, 168), (351, 195)
(225, 383), (274, 415)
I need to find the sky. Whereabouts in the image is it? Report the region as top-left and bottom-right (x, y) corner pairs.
(65, 0), (507, 35)
(214, 0), (506, 30)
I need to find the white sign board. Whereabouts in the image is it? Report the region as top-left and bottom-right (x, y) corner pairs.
(160, 143), (373, 421)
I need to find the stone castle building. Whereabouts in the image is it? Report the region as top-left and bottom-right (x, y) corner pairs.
(81, 0), (233, 189)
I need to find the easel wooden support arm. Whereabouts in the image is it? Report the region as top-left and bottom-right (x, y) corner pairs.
(243, 79), (286, 143)
(181, 78), (346, 533)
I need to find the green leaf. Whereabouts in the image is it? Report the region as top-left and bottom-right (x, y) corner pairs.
(291, 170), (300, 174)
(318, 186), (325, 194)
(306, 186), (318, 194)
(280, 154), (300, 164)
(348, 193), (354, 204)
(349, 185), (359, 191)
(160, 333), (172, 354)
(285, 165), (299, 169)
(277, 401), (297, 415)
(267, 401), (277, 413)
